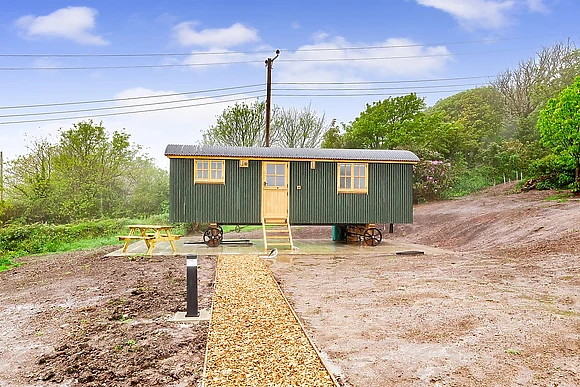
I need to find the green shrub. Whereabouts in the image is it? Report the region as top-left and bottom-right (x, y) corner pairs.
(444, 165), (496, 198)
(0, 217), (196, 272)
(529, 154), (575, 190)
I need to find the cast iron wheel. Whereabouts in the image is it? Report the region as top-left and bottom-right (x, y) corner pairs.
(203, 227), (223, 247)
(363, 227), (382, 246)
(215, 225), (224, 237)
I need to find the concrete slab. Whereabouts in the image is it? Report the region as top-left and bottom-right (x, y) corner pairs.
(171, 309), (211, 324)
(105, 237), (451, 257)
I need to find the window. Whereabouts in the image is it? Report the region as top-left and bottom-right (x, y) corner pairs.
(264, 163), (286, 188)
(338, 163), (367, 193)
(195, 160), (225, 184)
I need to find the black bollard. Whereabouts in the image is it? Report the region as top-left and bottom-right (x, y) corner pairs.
(186, 254), (199, 317)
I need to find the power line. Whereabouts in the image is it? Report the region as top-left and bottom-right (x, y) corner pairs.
(0, 82), (483, 119)
(0, 83), (264, 110)
(274, 75), (496, 85)
(0, 95), (264, 125)
(0, 89), (264, 119)
(0, 76), (494, 111)
(0, 33), (571, 58)
(274, 82), (486, 92)
(273, 89), (472, 97)
(0, 47), (532, 71)
(0, 86), (477, 125)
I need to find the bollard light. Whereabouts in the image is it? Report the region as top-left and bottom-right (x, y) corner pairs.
(186, 254), (199, 317)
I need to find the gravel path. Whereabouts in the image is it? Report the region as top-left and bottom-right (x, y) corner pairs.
(203, 254), (336, 387)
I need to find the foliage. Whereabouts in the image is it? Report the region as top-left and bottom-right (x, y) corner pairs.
(429, 87), (505, 165)
(201, 101), (329, 148)
(445, 165), (497, 198)
(0, 219), (125, 255)
(529, 153), (576, 190)
(538, 76), (580, 190)
(343, 93), (427, 149)
(4, 120), (169, 223)
(202, 101), (268, 147)
(321, 119), (346, 148)
(273, 104), (328, 148)
(413, 160), (452, 203)
(0, 217), (196, 272)
(492, 40), (580, 143)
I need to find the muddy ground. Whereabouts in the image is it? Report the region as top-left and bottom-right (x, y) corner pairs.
(0, 250), (215, 387)
(1, 183), (579, 386)
(270, 186), (580, 386)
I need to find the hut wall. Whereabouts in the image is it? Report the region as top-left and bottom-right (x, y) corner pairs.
(289, 161), (413, 224)
(169, 158), (261, 224)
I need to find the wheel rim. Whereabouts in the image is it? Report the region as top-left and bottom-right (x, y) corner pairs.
(363, 228), (382, 246)
(203, 228), (222, 247)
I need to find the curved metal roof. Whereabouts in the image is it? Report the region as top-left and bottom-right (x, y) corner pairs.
(165, 144), (419, 163)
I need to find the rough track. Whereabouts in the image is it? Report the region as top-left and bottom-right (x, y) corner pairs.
(203, 254), (336, 387)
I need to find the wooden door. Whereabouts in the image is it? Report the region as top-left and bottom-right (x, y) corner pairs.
(262, 162), (289, 222)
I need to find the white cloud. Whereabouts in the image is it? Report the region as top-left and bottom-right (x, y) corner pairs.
(415, 0), (551, 30)
(174, 34), (451, 80)
(312, 31), (330, 43)
(173, 22), (259, 47)
(526, 0), (549, 12)
(275, 36), (452, 83)
(291, 21), (301, 30)
(415, 0), (515, 29)
(14, 6), (109, 45)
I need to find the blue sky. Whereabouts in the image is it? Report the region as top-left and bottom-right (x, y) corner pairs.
(0, 0), (577, 167)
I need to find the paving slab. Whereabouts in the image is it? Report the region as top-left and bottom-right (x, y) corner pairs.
(105, 237), (451, 257)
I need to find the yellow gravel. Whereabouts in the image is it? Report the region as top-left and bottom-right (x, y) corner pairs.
(203, 254), (336, 387)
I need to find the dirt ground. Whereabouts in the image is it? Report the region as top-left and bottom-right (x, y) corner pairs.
(0, 250), (215, 387)
(1, 183), (579, 386)
(269, 185), (580, 386)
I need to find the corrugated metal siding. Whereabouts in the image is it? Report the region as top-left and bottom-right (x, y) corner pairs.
(169, 159), (261, 224)
(290, 161), (413, 224)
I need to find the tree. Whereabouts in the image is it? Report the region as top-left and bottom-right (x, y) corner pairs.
(4, 138), (59, 222)
(123, 157), (169, 217)
(202, 100), (330, 148)
(321, 119), (346, 149)
(202, 101), (268, 147)
(273, 104), (328, 148)
(3, 120), (168, 223)
(53, 120), (139, 220)
(537, 76), (580, 189)
(492, 40), (580, 142)
(344, 93), (427, 149)
(429, 87), (505, 165)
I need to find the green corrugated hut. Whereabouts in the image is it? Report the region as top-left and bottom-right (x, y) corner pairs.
(164, 145), (419, 250)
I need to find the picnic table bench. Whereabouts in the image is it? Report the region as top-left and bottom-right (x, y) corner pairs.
(118, 225), (180, 255)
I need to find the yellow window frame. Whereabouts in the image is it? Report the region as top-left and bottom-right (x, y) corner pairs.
(337, 163), (368, 194)
(194, 159), (225, 184)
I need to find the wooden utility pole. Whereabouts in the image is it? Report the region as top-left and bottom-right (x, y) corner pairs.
(265, 49), (280, 147)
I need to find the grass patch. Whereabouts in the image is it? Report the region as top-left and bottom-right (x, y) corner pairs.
(0, 217), (196, 272)
(545, 191), (573, 202)
(221, 225), (262, 233)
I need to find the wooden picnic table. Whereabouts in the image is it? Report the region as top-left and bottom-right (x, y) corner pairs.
(118, 225), (180, 255)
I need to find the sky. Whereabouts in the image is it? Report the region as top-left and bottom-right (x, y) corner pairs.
(0, 0), (578, 168)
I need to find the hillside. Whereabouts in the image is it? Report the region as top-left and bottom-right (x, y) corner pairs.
(396, 184), (580, 255)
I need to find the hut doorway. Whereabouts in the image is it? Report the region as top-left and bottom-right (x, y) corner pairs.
(261, 161), (289, 222)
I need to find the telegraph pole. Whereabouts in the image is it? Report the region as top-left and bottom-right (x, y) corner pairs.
(265, 49), (280, 147)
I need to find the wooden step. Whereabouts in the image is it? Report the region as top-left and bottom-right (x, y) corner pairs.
(261, 218), (294, 251)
